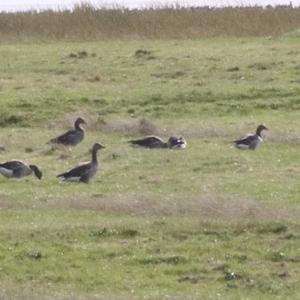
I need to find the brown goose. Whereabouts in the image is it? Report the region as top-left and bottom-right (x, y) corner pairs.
(50, 117), (86, 146)
(129, 136), (187, 149)
(0, 160), (42, 179)
(57, 143), (105, 183)
(234, 124), (268, 150)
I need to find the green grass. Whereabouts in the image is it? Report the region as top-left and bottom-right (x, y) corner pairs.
(1, 211), (300, 299)
(0, 36), (300, 299)
(1, 38), (300, 124)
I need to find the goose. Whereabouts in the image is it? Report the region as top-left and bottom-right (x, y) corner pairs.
(50, 117), (86, 146)
(0, 160), (42, 179)
(234, 124), (268, 150)
(129, 136), (187, 149)
(57, 143), (105, 183)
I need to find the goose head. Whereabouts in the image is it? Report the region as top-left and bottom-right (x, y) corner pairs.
(74, 117), (87, 129)
(91, 143), (105, 163)
(92, 143), (105, 152)
(256, 124), (268, 137)
(167, 136), (187, 149)
(29, 165), (43, 179)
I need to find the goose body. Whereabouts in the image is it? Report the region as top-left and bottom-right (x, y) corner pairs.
(50, 117), (86, 146)
(0, 160), (42, 179)
(234, 124), (268, 150)
(129, 136), (187, 149)
(57, 143), (104, 183)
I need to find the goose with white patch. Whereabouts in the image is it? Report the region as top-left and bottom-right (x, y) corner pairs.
(50, 117), (86, 146)
(57, 143), (105, 183)
(129, 136), (187, 149)
(0, 160), (42, 179)
(234, 124), (268, 150)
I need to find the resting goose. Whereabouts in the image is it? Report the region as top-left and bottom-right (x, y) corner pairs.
(129, 136), (187, 149)
(50, 117), (86, 146)
(0, 160), (42, 179)
(234, 124), (268, 150)
(57, 143), (105, 183)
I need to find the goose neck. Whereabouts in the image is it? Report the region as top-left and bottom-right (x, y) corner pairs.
(75, 122), (83, 130)
(256, 128), (262, 137)
(92, 148), (99, 163)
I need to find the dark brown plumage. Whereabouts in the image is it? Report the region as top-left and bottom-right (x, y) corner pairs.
(0, 160), (42, 179)
(129, 136), (187, 149)
(57, 143), (105, 183)
(234, 124), (268, 150)
(50, 117), (86, 146)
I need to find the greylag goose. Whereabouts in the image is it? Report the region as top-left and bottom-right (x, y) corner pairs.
(0, 160), (42, 179)
(129, 136), (187, 149)
(234, 124), (268, 150)
(50, 117), (86, 146)
(57, 143), (105, 183)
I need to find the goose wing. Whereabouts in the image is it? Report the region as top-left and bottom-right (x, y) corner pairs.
(0, 160), (25, 170)
(129, 136), (165, 148)
(234, 133), (256, 145)
(0, 160), (28, 178)
(50, 129), (84, 145)
(57, 162), (92, 179)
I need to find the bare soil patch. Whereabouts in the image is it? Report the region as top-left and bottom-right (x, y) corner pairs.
(47, 193), (300, 222)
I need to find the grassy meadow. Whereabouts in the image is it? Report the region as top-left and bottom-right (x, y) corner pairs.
(0, 13), (300, 299)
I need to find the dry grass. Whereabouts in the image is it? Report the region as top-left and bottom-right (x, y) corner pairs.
(268, 130), (300, 145)
(89, 117), (158, 136)
(1, 4), (300, 42)
(45, 193), (300, 222)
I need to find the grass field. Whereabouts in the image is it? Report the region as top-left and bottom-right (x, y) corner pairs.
(0, 35), (300, 299)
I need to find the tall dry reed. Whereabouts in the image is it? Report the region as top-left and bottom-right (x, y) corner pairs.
(0, 3), (299, 42)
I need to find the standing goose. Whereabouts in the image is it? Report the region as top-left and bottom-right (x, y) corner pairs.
(50, 117), (86, 146)
(0, 160), (42, 179)
(57, 143), (105, 183)
(234, 124), (268, 150)
(129, 136), (187, 149)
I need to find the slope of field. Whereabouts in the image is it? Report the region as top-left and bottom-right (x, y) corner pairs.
(0, 36), (299, 299)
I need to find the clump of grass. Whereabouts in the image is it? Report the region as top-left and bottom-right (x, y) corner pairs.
(151, 71), (185, 79)
(68, 50), (88, 59)
(138, 255), (187, 265)
(257, 223), (288, 234)
(134, 49), (156, 60)
(89, 227), (139, 238)
(227, 66), (240, 72)
(15, 250), (43, 260)
(0, 111), (26, 127)
(248, 62), (268, 70)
